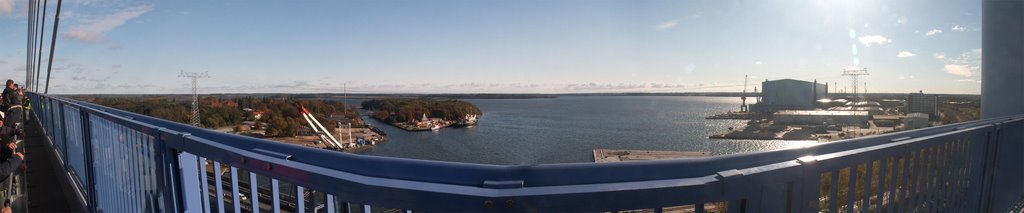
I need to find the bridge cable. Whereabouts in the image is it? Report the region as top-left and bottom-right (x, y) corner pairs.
(30, 0), (39, 90)
(35, 0), (49, 92)
(43, 0), (63, 94)
(27, 0), (34, 90)
(25, 0), (33, 89)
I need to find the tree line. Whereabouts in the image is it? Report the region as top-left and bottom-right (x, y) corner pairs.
(361, 98), (481, 123)
(84, 96), (358, 137)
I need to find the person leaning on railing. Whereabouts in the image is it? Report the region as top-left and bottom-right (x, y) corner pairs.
(0, 118), (22, 180)
(0, 118), (20, 168)
(0, 121), (18, 213)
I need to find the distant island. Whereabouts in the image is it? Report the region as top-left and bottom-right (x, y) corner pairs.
(78, 96), (362, 136)
(361, 98), (483, 131)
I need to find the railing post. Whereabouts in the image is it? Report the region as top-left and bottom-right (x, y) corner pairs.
(58, 102), (68, 172)
(80, 109), (97, 212)
(58, 100), (68, 162)
(155, 129), (183, 213)
(978, 125), (1000, 212)
(176, 135), (203, 213)
(796, 156), (821, 213)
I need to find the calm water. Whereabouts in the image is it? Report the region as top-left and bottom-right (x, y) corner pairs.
(345, 96), (815, 165)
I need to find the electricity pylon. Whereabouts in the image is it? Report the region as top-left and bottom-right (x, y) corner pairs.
(842, 67), (869, 98)
(179, 71), (209, 126)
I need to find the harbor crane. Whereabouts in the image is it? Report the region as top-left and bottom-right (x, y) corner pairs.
(740, 75), (749, 112)
(295, 103), (347, 149)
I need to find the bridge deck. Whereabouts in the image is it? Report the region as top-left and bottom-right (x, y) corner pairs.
(23, 116), (82, 212)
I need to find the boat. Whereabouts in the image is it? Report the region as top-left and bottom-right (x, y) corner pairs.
(453, 114), (480, 127)
(430, 123), (441, 131)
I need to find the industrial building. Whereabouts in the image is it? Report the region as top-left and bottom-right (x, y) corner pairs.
(774, 110), (869, 125)
(907, 92), (938, 117)
(904, 113), (930, 130)
(828, 101), (885, 115)
(756, 79), (828, 112)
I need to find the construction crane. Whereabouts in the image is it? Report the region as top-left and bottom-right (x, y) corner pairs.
(295, 103), (346, 149)
(740, 75), (749, 112)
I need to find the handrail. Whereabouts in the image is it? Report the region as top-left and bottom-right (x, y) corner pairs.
(64, 96), (1012, 186)
(27, 93), (1024, 212)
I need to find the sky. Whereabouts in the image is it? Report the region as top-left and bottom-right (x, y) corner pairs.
(0, 0), (982, 94)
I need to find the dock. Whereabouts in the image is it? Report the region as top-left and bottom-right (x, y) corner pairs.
(593, 149), (711, 163)
(705, 111), (759, 120)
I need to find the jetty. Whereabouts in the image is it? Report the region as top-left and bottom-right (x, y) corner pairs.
(592, 149), (711, 163)
(705, 111), (759, 120)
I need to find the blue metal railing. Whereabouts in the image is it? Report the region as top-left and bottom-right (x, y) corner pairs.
(26, 93), (1024, 212)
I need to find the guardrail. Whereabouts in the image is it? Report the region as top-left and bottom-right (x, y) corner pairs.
(26, 93), (1024, 212)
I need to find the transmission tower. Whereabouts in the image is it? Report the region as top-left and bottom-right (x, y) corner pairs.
(179, 71), (210, 126)
(842, 67), (869, 98)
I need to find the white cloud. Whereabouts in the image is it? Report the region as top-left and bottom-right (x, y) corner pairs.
(952, 25), (967, 32)
(64, 5), (154, 43)
(938, 49), (981, 78)
(896, 51), (916, 58)
(956, 79), (981, 83)
(933, 52), (946, 59)
(0, 0), (12, 15)
(945, 64), (973, 77)
(754, 61), (765, 65)
(655, 20), (678, 30)
(896, 16), (907, 24)
(925, 29), (942, 36)
(857, 35), (891, 47)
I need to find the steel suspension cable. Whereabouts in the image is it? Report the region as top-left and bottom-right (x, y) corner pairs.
(43, 0), (62, 94)
(25, 0), (34, 87)
(35, 0), (49, 92)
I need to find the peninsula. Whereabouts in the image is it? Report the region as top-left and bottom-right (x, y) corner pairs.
(361, 98), (483, 131)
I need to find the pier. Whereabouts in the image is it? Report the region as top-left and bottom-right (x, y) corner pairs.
(592, 149), (711, 163)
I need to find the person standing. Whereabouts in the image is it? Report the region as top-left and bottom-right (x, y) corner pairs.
(15, 88), (26, 123)
(1, 81), (21, 128)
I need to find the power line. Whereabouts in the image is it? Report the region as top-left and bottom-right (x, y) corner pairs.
(179, 71), (210, 126)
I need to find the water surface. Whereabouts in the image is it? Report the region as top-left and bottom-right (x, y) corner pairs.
(345, 96), (815, 165)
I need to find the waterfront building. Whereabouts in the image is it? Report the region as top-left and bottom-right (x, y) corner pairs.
(907, 92), (938, 117)
(773, 110), (869, 125)
(756, 79), (828, 112)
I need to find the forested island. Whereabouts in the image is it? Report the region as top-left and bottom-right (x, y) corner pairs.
(361, 98), (482, 131)
(79, 96), (360, 137)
